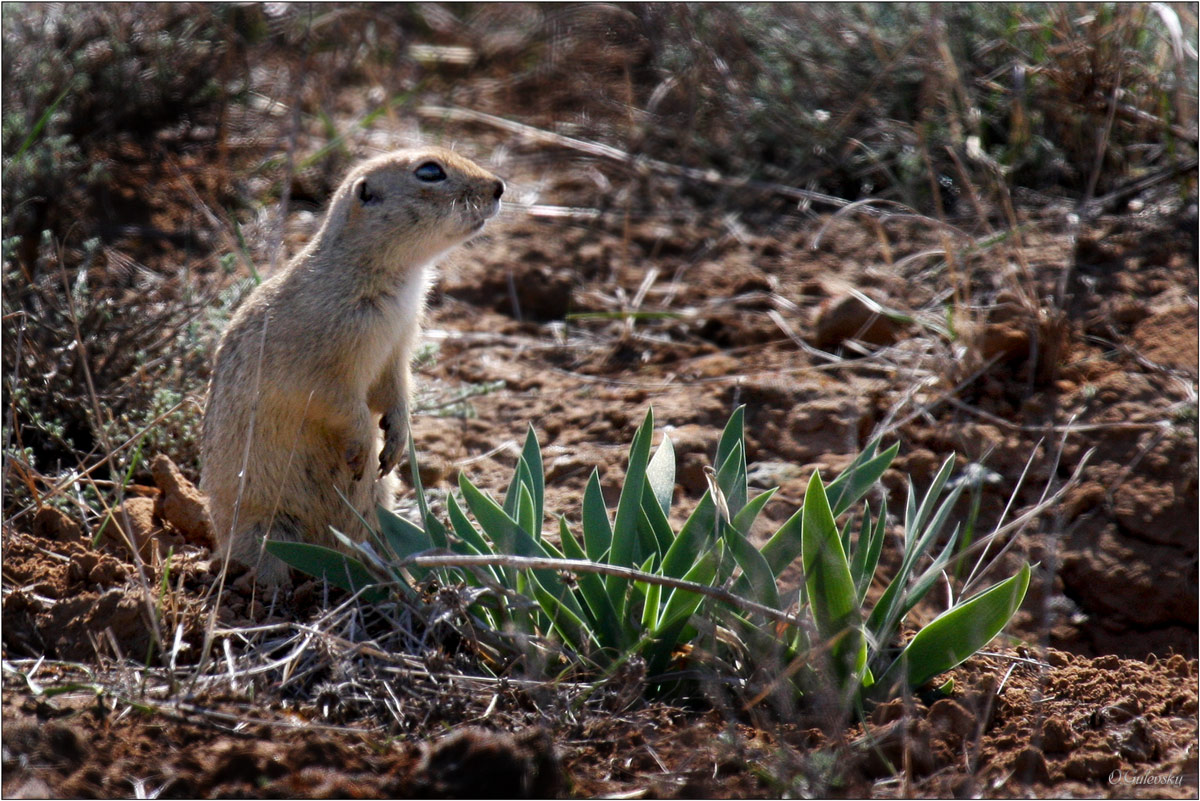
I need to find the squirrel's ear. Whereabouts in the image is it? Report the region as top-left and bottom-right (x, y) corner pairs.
(354, 177), (377, 205)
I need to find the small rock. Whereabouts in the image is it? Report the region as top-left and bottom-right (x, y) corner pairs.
(812, 293), (904, 349)
(745, 461), (804, 489)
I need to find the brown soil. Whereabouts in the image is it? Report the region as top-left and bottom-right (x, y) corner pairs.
(4, 15), (1198, 798)
(5, 197), (1196, 796)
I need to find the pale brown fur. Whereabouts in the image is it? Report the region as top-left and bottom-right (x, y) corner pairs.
(201, 147), (504, 585)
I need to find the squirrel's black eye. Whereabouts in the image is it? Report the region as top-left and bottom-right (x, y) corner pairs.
(356, 178), (377, 204)
(414, 162), (446, 182)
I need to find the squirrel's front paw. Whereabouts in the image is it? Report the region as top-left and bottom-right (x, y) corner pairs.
(379, 411), (407, 477)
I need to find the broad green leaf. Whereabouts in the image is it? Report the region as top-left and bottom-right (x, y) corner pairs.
(501, 456), (524, 520)
(865, 564), (905, 649)
(641, 567), (662, 632)
(915, 482), (966, 561)
(715, 433), (747, 520)
(646, 434), (675, 519)
(898, 527), (961, 622)
(407, 432), (448, 548)
(459, 474), (579, 605)
(839, 519), (853, 558)
(715, 405), (745, 475)
(801, 471), (866, 688)
(760, 444), (897, 579)
(657, 544), (721, 631)
(727, 487), (779, 598)
(903, 476), (918, 550)
(850, 502), (888, 604)
(517, 481), (538, 540)
(530, 581), (594, 656)
(714, 440), (743, 512)
(522, 424), (545, 530)
(909, 455), (957, 541)
(446, 492), (504, 586)
(867, 478), (966, 647)
(722, 522), (781, 610)
(582, 469), (613, 563)
(525, 552), (593, 644)
(376, 506), (432, 581)
(827, 442), (899, 517)
(461, 473), (516, 554)
(608, 408), (655, 615)
(638, 497), (673, 561)
(711, 441), (747, 586)
(447, 491), (492, 555)
(630, 553), (656, 624)
(559, 517), (624, 649)
(376, 505), (432, 558)
(647, 544), (722, 673)
(660, 420), (747, 580)
(460, 474), (528, 555)
(732, 486), (776, 535)
(661, 490), (717, 578)
(760, 505), (803, 578)
(265, 541), (384, 602)
(848, 504), (873, 598)
(880, 562), (1030, 690)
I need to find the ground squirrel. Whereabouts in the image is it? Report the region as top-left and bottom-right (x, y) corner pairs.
(201, 147), (504, 585)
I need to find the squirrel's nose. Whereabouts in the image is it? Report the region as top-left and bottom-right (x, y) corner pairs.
(492, 179), (505, 201)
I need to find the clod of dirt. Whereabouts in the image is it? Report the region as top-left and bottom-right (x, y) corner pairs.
(32, 507), (85, 544)
(411, 727), (562, 798)
(811, 293), (904, 349)
(103, 497), (172, 562)
(1009, 745), (1052, 785)
(853, 718), (935, 778)
(1130, 302), (1200, 372)
(870, 697), (907, 726)
(927, 699), (977, 750)
(1041, 716), (1078, 753)
(398, 452), (454, 488)
(1061, 481), (1107, 522)
(1, 721), (91, 799)
(2, 722), (89, 773)
(443, 261), (574, 322)
(975, 320), (1032, 363)
(1063, 750), (1123, 782)
(150, 454), (215, 549)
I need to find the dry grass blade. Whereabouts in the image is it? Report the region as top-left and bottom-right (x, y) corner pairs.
(418, 104), (857, 209)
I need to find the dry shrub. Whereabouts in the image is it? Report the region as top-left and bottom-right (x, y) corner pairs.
(2, 4), (246, 502)
(398, 4), (1195, 218)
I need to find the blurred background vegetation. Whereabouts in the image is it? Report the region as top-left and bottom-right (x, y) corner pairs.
(3, 2), (1196, 511)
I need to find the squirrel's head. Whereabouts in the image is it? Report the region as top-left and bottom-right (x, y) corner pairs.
(322, 147), (504, 269)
